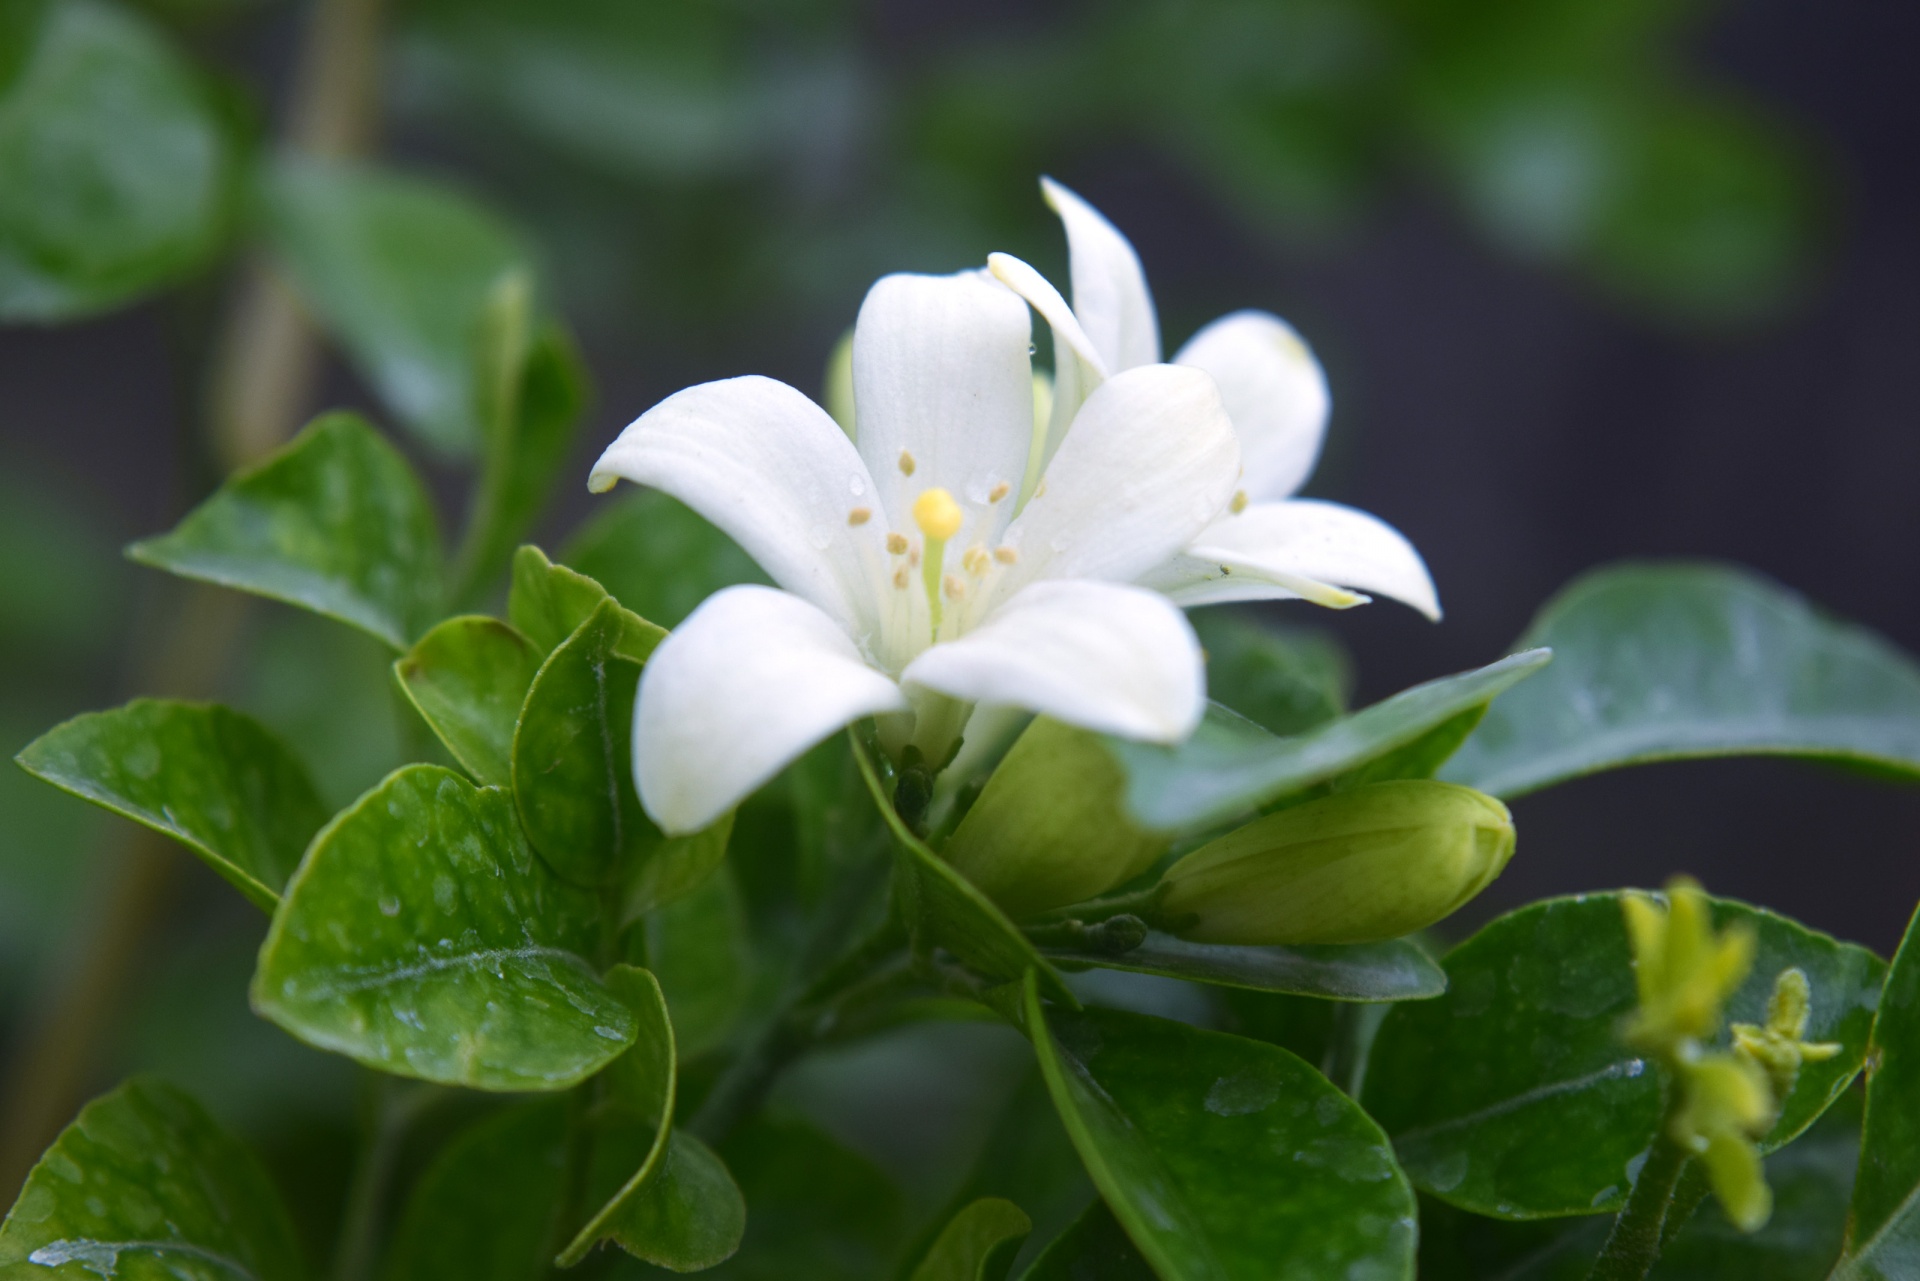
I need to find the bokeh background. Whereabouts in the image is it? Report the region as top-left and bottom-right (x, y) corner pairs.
(1, 0), (1917, 1249)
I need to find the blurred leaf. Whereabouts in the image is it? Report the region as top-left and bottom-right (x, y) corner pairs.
(1018, 1199), (1155, 1281)
(254, 763), (636, 1089)
(0, 459), (120, 658)
(394, 615), (542, 787)
(1362, 892), (1882, 1219)
(907, 1197), (1031, 1281)
(1112, 649), (1551, 831)
(1042, 932), (1445, 1002)
(1025, 976), (1417, 1280)
(706, 1113), (904, 1281)
(15, 697), (326, 910)
(1192, 612), (1350, 736)
(626, 811), (733, 922)
(0, 0), (52, 94)
(1442, 563), (1920, 798)
(0, 0), (234, 321)
(128, 412), (443, 650)
(256, 157), (529, 456)
(645, 861), (752, 1060)
(562, 489), (766, 631)
(0, 1077), (304, 1280)
(508, 544), (664, 660)
(1834, 903), (1920, 1278)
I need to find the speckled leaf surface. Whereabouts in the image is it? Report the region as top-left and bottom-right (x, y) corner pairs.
(253, 764), (635, 1089)
(1442, 563), (1920, 798)
(508, 545), (662, 661)
(1362, 893), (1882, 1219)
(1026, 976), (1417, 1281)
(908, 1197), (1031, 1281)
(1834, 903), (1920, 1279)
(128, 413), (443, 649)
(0, 1077), (304, 1281)
(15, 698), (326, 911)
(395, 616), (541, 787)
(1111, 650), (1550, 832)
(1043, 932), (1445, 1002)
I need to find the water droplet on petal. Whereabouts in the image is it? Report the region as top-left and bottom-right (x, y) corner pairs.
(850, 475), (865, 497)
(808, 524), (834, 550)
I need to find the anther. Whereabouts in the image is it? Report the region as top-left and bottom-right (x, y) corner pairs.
(1230, 490), (1249, 514)
(898, 450), (917, 476)
(962, 545), (990, 576)
(1034, 478), (1048, 499)
(993, 546), (1018, 565)
(886, 532), (909, 555)
(848, 507), (872, 526)
(893, 567), (909, 589)
(988, 481), (1010, 503)
(943, 574), (966, 600)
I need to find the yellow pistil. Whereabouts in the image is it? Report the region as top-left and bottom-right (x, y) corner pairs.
(913, 487), (964, 630)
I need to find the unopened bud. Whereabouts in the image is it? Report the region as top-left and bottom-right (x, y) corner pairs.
(942, 718), (1168, 920)
(1156, 780), (1514, 946)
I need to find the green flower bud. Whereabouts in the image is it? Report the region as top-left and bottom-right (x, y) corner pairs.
(1155, 780), (1515, 946)
(941, 718), (1169, 920)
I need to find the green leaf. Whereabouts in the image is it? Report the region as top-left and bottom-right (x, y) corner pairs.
(14, 697), (326, 910)
(256, 157), (530, 456)
(0, 0), (233, 321)
(1025, 975), (1417, 1280)
(908, 1197), (1031, 1281)
(1834, 902), (1920, 1278)
(0, 1076), (304, 1280)
(1112, 649), (1552, 831)
(253, 763), (635, 1089)
(1441, 563), (1920, 798)
(1361, 893), (1883, 1219)
(1019, 1199), (1156, 1281)
(625, 811), (734, 921)
(849, 733), (1076, 1007)
(1042, 932), (1446, 1002)
(451, 274), (589, 600)
(709, 1115), (905, 1281)
(645, 863), (752, 1059)
(394, 616), (542, 787)
(382, 1097), (569, 1281)
(562, 489), (767, 630)
(507, 544), (664, 661)
(127, 412), (443, 649)
(0, 0), (51, 95)
(511, 599), (657, 887)
(1192, 612), (1350, 736)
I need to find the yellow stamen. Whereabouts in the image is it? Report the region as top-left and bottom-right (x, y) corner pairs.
(988, 481), (1010, 503)
(993, 546), (1018, 565)
(886, 532), (909, 555)
(848, 506), (872, 526)
(893, 567), (909, 589)
(1230, 490), (1249, 514)
(944, 574), (966, 600)
(962, 545), (990, 576)
(898, 450), (917, 476)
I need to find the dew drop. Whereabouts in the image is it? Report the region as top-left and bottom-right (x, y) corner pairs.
(849, 475), (865, 497)
(808, 524), (834, 550)
(378, 895), (401, 917)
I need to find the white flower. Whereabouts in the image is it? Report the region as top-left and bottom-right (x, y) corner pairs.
(591, 269), (1239, 833)
(988, 178), (1441, 620)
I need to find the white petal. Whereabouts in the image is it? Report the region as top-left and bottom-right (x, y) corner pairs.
(852, 271), (1035, 553)
(1173, 311), (1329, 502)
(634, 586), (909, 834)
(903, 580), (1204, 742)
(992, 364), (1239, 595)
(590, 376), (890, 640)
(986, 252), (1109, 500)
(1041, 176), (1161, 371)
(1147, 499), (1441, 619)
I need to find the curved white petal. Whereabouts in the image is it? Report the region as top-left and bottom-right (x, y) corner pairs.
(987, 252), (1109, 498)
(902, 580), (1204, 743)
(634, 586), (909, 834)
(590, 376), (890, 639)
(993, 364), (1239, 595)
(853, 271), (1035, 554)
(1173, 311), (1329, 503)
(1146, 499), (1441, 619)
(1041, 177), (1161, 371)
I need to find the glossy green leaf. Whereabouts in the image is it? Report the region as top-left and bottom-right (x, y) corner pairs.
(1442, 564), (1920, 798)
(1362, 893), (1883, 1219)
(14, 697), (326, 910)
(512, 599), (652, 887)
(625, 811), (734, 920)
(1833, 902), (1920, 1279)
(451, 273), (589, 600)
(849, 734), (1075, 1006)
(645, 863), (752, 1059)
(508, 544), (664, 662)
(562, 488), (767, 630)
(1042, 931), (1446, 1002)
(708, 1114), (905, 1281)
(0, 1077), (304, 1280)
(1112, 649), (1551, 831)
(253, 763), (635, 1089)
(1019, 1200), (1156, 1281)
(256, 157), (530, 456)
(1192, 613), (1349, 736)
(382, 1097), (569, 1281)
(394, 615), (542, 787)
(127, 412), (443, 650)
(908, 1197), (1031, 1281)
(1025, 975), (1417, 1280)
(0, 0), (233, 321)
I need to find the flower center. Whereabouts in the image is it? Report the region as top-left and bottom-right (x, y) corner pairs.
(912, 488), (963, 632)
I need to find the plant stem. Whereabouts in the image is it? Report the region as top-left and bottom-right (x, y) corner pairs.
(1588, 1132), (1693, 1281)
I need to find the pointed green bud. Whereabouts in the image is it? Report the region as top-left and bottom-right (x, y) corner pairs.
(941, 718), (1169, 920)
(1154, 780), (1515, 946)
(1622, 877), (1755, 1054)
(1671, 1050), (1775, 1232)
(1731, 967), (1844, 1100)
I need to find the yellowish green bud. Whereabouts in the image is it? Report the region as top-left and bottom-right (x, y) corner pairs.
(1731, 967), (1843, 1101)
(1621, 878), (1755, 1053)
(1154, 780), (1515, 946)
(941, 718), (1169, 920)
(1671, 1050), (1775, 1232)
